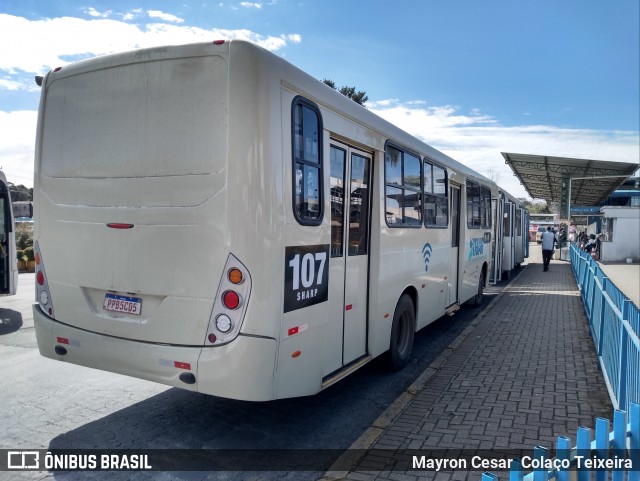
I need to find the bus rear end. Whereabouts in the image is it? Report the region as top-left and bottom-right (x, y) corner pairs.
(33, 42), (278, 401)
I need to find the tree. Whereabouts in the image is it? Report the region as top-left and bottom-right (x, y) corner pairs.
(8, 183), (33, 202)
(485, 169), (501, 184)
(323, 79), (336, 90)
(323, 79), (368, 106)
(519, 198), (551, 214)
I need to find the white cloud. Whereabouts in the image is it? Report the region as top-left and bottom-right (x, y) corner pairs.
(147, 10), (185, 23)
(240, 2), (263, 8)
(0, 77), (22, 90)
(369, 100), (640, 199)
(0, 13), (301, 78)
(367, 99), (397, 108)
(0, 110), (38, 187)
(84, 8), (112, 18)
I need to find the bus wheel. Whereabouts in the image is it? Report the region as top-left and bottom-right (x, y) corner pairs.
(389, 294), (415, 371)
(471, 270), (485, 306)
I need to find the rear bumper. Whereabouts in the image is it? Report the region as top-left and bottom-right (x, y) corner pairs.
(34, 305), (277, 401)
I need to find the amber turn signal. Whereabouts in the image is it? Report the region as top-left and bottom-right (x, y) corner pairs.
(228, 268), (244, 285)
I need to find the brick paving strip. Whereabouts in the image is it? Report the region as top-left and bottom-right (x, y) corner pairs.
(322, 253), (613, 481)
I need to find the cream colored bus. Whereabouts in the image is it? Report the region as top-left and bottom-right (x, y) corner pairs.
(492, 190), (528, 281)
(34, 40), (496, 401)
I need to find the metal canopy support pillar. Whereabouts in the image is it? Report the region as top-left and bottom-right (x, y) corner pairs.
(560, 175), (570, 222)
(567, 177), (572, 223)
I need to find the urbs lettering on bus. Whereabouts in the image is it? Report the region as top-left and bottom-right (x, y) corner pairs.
(468, 238), (484, 260)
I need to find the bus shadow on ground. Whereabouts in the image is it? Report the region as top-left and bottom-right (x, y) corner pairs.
(46, 285), (501, 480)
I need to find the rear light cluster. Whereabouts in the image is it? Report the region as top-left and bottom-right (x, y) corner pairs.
(34, 242), (55, 318)
(205, 254), (251, 346)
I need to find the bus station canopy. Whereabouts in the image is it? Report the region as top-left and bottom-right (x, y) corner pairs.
(502, 152), (638, 206)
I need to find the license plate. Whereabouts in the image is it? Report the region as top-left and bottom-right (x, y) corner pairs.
(103, 293), (142, 315)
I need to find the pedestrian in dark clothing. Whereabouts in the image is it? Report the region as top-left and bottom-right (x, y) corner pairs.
(541, 226), (556, 271)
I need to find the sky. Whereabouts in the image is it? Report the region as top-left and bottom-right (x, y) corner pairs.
(0, 0), (638, 199)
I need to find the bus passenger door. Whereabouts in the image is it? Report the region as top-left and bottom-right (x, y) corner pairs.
(502, 200), (514, 275)
(448, 185), (461, 305)
(326, 142), (371, 375)
(0, 181), (16, 296)
(491, 197), (502, 284)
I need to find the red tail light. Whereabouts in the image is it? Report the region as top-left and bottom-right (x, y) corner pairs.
(35, 242), (55, 318)
(204, 254), (251, 346)
(222, 291), (240, 310)
(107, 223), (134, 229)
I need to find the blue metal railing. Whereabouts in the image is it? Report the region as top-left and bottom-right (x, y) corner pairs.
(483, 402), (639, 481)
(484, 247), (639, 481)
(570, 243), (640, 414)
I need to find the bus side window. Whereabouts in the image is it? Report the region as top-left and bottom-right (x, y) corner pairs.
(330, 146), (346, 257)
(349, 153), (370, 256)
(384, 144), (422, 227)
(424, 161), (448, 227)
(292, 97), (323, 225)
(503, 203), (511, 235)
(466, 180), (481, 228)
(481, 185), (492, 229)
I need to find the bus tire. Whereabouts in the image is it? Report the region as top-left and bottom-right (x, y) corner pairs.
(388, 294), (415, 371)
(471, 269), (485, 306)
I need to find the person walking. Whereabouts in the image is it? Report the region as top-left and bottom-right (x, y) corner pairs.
(541, 226), (556, 272)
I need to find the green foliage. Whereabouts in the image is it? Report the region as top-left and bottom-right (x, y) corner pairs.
(9, 184), (33, 202)
(322, 79), (336, 89)
(16, 249), (24, 261)
(23, 246), (35, 261)
(528, 203), (551, 214)
(15, 223), (33, 250)
(519, 198), (551, 214)
(323, 79), (368, 106)
(338, 86), (368, 105)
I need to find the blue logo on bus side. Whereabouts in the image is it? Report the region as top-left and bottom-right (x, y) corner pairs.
(468, 238), (484, 261)
(422, 243), (433, 272)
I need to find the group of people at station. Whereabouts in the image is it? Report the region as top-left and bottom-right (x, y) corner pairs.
(576, 231), (601, 256)
(540, 224), (603, 271)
